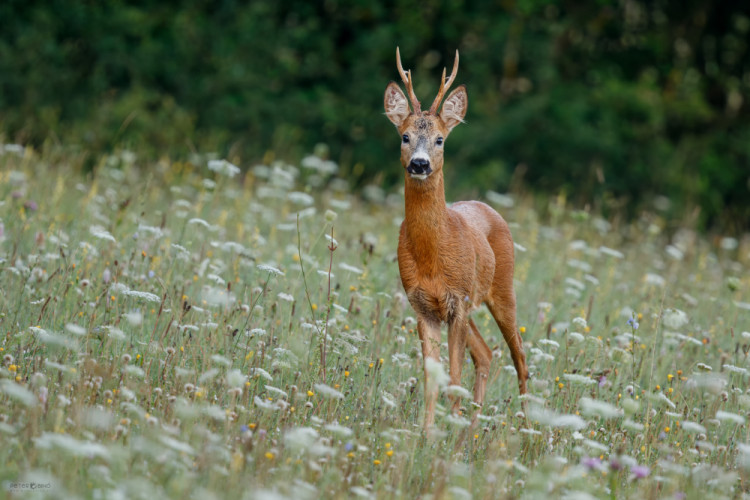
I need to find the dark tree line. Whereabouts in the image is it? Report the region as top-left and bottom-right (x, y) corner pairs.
(0, 0), (748, 229)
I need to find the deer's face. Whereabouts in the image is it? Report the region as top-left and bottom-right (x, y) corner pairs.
(395, 113), (449, 179)
(383, 50), (467, 182)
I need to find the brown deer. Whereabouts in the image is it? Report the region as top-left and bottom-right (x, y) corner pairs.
(384, 48), (528, 431)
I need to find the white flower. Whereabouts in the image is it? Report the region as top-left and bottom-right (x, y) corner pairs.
(123, 311), (143, 326)
(445, 414), (471, 427)
(443, 385), (473, 400)
(257, 264), (285, 276)
(313, 383), (344, 399)
(288, 191), (314, 206)
(681, 421), (706, 433)
(0, 379), (38, 407)
(207, 159), (240, 177)
(226, 370), (247, 389)
(90, 226), (116, 243)
(579, 397), (623, 419)
(562, 373), (596, 386)
(571, 317), (588, 330)
(284, 427), (319, 452)
(425, 358), (450, 389)
(716, 410), (745, 425)
(644, 273), (666, 287)
(324, 423), (353, 437)
(598, 246), (624, 258)
(277, 292), (294, 302)
(34, 432), (110, 459)
(339, 263), (363, 274)
(662, 308), (688, 329)
(250, 367), (273, 382)
(65, 323), (86, 336)
(527, 405), (586, 430)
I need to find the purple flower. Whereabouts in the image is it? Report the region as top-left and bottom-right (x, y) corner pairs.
(609, 457), (623, 471)
(582, 456), (602, 470)
(24, 200), (38, 211)
(627, 317), (639, 330)
(598, 375), (607, 388)
(345, 442), (354, 452)
(240, 425), (249, 433)
(148, 270), (155, 279)
(631, 465), (649, 479)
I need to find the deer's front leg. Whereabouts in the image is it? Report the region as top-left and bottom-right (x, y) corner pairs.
(447, 313), (469, 414)
(418, 316), (442, 432)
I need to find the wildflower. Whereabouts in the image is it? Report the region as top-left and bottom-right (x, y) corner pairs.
(579, 397), (623, 419)
(662, 308), (689, 329)
(582, 456), (603, 470)
(208, 159), (240, 177)
(324, 209), (338, 222)
(257, 264), (285, 276)
(627, 317), (639, 330)
(313, 383), (344, 399)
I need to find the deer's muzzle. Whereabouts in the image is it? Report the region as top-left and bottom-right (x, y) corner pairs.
(407, 157), (431, 178)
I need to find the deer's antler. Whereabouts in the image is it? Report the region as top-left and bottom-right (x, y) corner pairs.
(429, 50), (459, 115)
(396, 47), (421, 114)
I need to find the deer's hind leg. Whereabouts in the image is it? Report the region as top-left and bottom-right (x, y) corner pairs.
(467, 318), (492, 406)
(486, 290), (528, 395)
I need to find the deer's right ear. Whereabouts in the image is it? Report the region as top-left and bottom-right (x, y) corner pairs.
(384, 82), (410, 128)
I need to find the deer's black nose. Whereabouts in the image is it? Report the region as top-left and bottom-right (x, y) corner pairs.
(407, 157), (431, 175)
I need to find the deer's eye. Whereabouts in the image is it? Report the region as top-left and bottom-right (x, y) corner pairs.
(436, 137), (444, 146)
(402, 134), (410, 144)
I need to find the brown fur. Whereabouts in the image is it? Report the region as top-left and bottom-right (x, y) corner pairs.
(385, 51), (528, 431)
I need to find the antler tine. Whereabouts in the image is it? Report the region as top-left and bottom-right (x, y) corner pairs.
(429, 50), (460, 115)
(396, 47), (421, 114)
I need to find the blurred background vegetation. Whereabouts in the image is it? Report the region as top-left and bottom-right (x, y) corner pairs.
(1, 0), (748, 230)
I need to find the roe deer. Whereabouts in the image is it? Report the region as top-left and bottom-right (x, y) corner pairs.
(384, 48), (528, 431)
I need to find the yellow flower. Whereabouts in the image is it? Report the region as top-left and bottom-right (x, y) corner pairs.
(312, 304), (318, 311)
(385, 443), (391, 449)
(386, 450), (393, 457)
(373, 460), (381, 465)
(519, 326), (526, 334)
(307, 390), (314, 397)
(667, 373), (674, 381)
(344, 371), (350, 377)
(558, 383), (564, 389)
(8, 364), (17, 372)
(265, 452), (274, 460)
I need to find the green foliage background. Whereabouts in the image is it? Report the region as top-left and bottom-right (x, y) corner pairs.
(1, 0), (749, 229)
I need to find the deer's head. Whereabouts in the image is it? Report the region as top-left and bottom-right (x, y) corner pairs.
(384, 48), (467, 181)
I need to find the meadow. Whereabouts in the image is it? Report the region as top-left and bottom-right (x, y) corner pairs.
(1, 145), (749, 500)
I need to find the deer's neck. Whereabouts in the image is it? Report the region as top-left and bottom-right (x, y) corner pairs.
(403, 172), (448, 274)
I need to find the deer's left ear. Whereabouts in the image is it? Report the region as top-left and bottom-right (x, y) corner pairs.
(440, 85), (467, 131)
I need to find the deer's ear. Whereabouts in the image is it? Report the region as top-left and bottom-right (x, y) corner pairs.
(384, 82), (410, 128)
(440, 85), (467, 131)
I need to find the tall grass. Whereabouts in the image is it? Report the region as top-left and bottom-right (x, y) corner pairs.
(0, 145), (749, 499)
